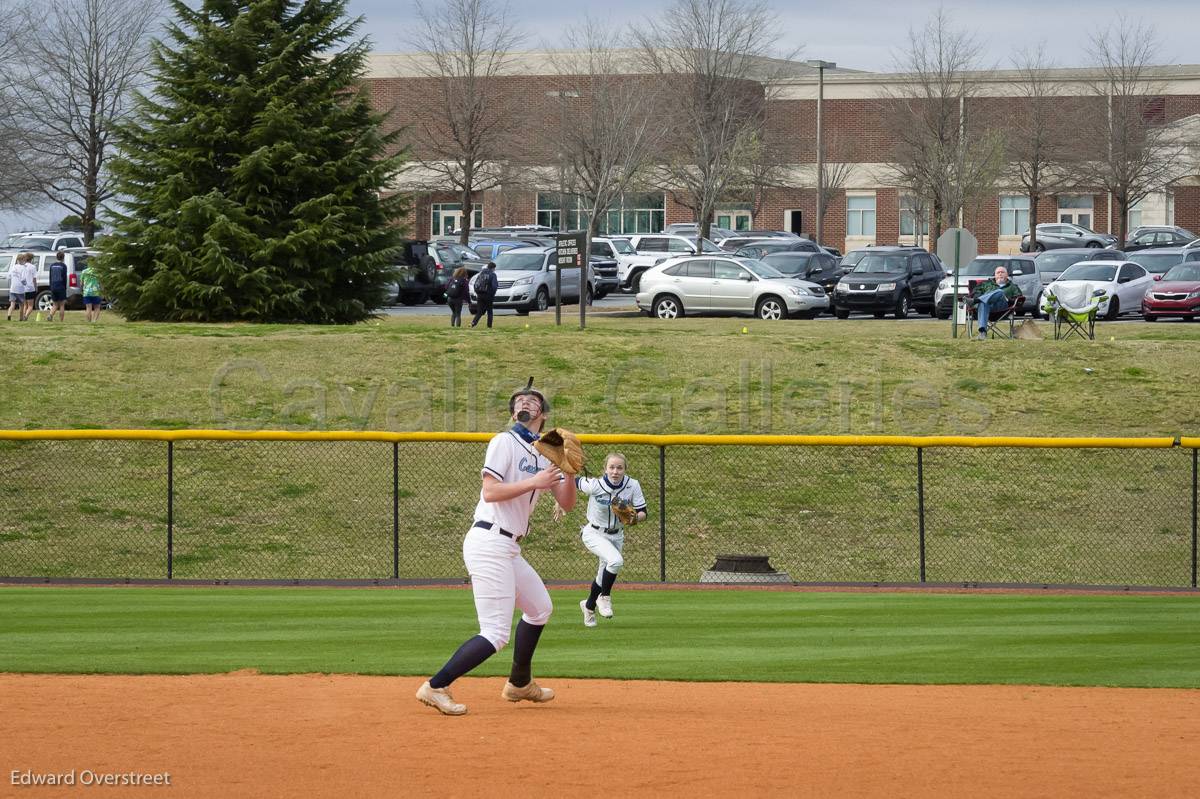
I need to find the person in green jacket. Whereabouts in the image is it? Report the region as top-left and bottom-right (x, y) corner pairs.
(80, 263), (103, 323)
(970, 266), (1021, 335)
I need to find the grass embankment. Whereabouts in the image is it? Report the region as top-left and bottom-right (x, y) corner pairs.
(1, 314), (1198, 584)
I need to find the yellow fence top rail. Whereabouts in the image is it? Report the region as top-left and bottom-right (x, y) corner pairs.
(0, 430), (1189, 449)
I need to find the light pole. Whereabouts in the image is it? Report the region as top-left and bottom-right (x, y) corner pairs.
(806, 60), (835, 247)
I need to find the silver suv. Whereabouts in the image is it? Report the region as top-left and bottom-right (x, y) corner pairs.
(0, 249), (93, 310)
(468, 246), (598, 315)
(1, 230), (87, 251)
(933, 254), (1040, 318)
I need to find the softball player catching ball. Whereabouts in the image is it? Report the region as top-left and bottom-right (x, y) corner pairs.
(416, 380), (577, 716)
(577, 453), (647, 627)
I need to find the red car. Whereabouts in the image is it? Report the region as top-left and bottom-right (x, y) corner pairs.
(1141, 263), (1200, 321)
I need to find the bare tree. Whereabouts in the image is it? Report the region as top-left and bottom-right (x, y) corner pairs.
(5, 0), (160, 242)
(544, 21), (665, 248)
(0, 0), (42, 210)
(814, 130), (857, 236)
(404, 0), (523, 245)
(879, 8), (1005, 244)
(1080, 19), (1187, 244)
(633, 0), (795, 241)
(1003, 44), (1075, 251)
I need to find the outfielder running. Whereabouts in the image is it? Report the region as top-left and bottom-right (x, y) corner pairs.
(416, 379), (578, 716)
(577, 453), (647, 627)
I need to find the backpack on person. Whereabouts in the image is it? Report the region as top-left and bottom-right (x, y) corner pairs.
(445, 277), (465, 300)
(473, 270), (494, 297)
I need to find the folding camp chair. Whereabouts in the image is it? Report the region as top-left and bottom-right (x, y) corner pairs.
(957, 279), (1025, 339)
(1044, 283), (1103, 340)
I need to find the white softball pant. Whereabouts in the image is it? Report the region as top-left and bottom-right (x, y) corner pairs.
(580, 526), (625, 585)
(463, 526), (552, 651)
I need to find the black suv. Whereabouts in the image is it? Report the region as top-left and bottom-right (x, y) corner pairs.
(393, 240), (487, 304)
(832, 247), (942, 318)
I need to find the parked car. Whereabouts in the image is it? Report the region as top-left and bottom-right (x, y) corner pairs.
(1122, 226), (1198, 252)
(467, 246), (597, 315)
(0, 249), (93, 311)
(626, 234), (724, 291)
(1125, 248), (1191, 276)
(0, 230), (87, 251)
(1020, 224), (1118, 252)
(426, 241), (488, 302)
(732, 238), (833, 259)
(760, 251), (844, 303)
(1140, 262), (1200, 321)
(589, 256), (620, 298)
(832, 247), (942, 318)
(470, 239), (530, 261)
(1034, 248), (1126, 285)
(933, 255), (1041, 319)
(664, 222), (738, 240)
(589, 236), (664, 293)
(1040, 260), (1154, 320)
(634, 255), (827, 320)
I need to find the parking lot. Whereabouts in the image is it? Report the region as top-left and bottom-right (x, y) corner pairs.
(381, 293), (1165, 323)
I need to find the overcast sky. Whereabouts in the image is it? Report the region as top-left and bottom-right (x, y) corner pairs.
(349, 0), (1193, 72)
(3, 0), (1194, 236)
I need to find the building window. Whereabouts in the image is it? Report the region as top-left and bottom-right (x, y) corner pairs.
(1057, 195), (1093, 229)
(847, 195), (876, 237)
(1166, 192), (1174, 225)
(999, 195), (1030, 236)
(536, 192), (664, 234)
(899, 195), (929, 237)
(431, 203), (482, 236)
(1127, 199), (1143, 231)
(714, 206), (753, 231)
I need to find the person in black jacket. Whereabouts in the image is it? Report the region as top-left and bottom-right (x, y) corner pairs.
(470, 262), (499, 328)
(446, 266), (469, 327)
(47, 251), (68, 322)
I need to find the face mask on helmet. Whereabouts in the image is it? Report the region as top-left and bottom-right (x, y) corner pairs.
(509, 376), (549, 422)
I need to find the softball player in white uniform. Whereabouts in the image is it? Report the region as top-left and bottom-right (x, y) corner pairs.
(416, 381), (577, 716)
(578, 453), (647, 627)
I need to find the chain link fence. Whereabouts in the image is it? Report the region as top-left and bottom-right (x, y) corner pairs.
(1, 432), (1196, 588)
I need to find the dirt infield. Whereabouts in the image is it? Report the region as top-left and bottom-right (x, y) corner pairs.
(4, 674), (1199, 797)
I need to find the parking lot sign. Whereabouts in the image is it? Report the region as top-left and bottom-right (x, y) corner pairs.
(555, 232), (586, 327)
(936, 228), (978, 338)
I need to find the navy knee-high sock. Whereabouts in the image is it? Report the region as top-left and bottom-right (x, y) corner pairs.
(429, 635), (496, 689)
(508, 620), (545, 687)
(600, 568), (618, 596)
(585, 581), (602, 609)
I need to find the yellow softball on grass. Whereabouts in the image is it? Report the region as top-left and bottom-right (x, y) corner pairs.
(741, 326), (748, 334)
(524, 323), (530, 329)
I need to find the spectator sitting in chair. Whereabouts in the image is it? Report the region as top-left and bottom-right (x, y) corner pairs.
(970, 266), (1021, 336)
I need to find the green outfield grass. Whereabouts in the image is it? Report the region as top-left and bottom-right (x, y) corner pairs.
(1, 587), (1197, 687)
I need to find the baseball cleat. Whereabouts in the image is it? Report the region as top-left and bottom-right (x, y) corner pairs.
(580, 599), (597, 627)
(501, 680), (555, 703)
(596, 595), (613, 618)
(416, 680), (467, 716)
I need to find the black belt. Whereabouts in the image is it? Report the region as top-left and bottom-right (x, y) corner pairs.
(589, 523), (621, 535)
(474, 520), (523, 540)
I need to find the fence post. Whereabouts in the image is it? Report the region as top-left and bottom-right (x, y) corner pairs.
(1192, 448), (1197, 589)
(659, 445), (666, 582)
(393, 442), (400, 580)
(917, 447), (926, 583)
(167, 441), (174, 580)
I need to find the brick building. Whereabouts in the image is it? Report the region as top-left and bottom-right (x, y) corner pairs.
(364, 52), (1200, 253)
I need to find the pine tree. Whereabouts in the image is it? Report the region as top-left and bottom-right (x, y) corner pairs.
(98, 0), (407, 323)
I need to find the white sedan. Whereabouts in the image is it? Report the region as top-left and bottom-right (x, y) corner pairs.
(1040, 260), (1155, 320)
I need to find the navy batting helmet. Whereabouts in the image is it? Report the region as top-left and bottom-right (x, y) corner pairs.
(509, 376), (550, 415)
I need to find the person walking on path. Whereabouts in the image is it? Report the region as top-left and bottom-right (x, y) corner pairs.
(470, 262), (498, 328)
